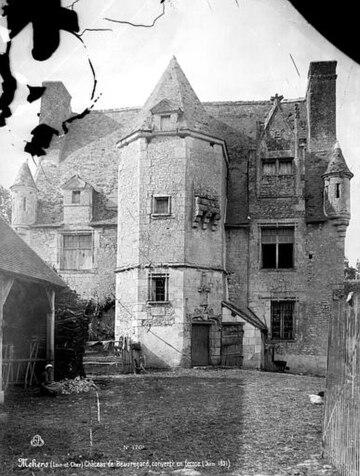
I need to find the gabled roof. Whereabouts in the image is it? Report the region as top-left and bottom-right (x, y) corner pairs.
(323, 141), (353, 178)
(61, 174), (93, 190)
(150, 99), (181, 115)
(129, 56), (222, 139)
(0, 216), (66, 287)
(11, 162), (37, 189)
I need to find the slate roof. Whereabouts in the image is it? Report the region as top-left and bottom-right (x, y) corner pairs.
(0, 216), (66, 287)
(204, 98), (307, 140)
(324, 141), (353, 177)
(128, 56), (223, 139)
(59, 109), (139, 162)
(11, 162), (37, 189)
(29, 58), (312, 225)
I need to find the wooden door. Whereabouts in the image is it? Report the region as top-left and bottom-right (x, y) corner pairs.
(191, 324), (209, 366)
(221, 323), (244, 367)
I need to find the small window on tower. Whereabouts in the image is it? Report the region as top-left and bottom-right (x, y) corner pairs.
(153, 196), (171, 216)
(23, 197), (27, 211)
(148, 273), (169, 302)
(160, 115), (171, 131)
(336, 183), (341, 198)
(72, 191), (81, 204)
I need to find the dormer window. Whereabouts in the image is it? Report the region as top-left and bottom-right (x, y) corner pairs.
(61, 175), (94, 224)
(150, 100), (182, 132)
(160, 115), (171, 131)
(72, 190), (81, 204)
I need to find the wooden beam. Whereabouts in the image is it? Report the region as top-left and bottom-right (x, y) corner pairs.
(44, 287), (56, 382)
(0, 276), (15, 404)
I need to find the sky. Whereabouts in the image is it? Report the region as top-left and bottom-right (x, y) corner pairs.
(0, 0), (359, 263)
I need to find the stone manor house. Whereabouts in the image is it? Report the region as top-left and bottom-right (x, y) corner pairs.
(10, 58), (352, 375)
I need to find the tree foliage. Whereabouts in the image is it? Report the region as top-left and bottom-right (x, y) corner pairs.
(55, 285), (90, 379)
(344, 258), (358, 280)
(0, 184), (12, 223)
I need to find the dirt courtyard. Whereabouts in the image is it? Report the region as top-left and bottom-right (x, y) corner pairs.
(0, 368), (339, 476)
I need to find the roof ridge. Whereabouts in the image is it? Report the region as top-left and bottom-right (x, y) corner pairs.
(93, 106), (142, 113)
(169, 57), (186, 112)
(203, 98), (306, 106)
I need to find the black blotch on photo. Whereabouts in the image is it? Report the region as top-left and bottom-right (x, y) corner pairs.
(3, 0), (79, 61)
(27, 85), (47, 103)
(0, 46), (17, 127)
(288, 1), (359, 65)
(62, 108), (90, 134)
(25, 123), (59, 157)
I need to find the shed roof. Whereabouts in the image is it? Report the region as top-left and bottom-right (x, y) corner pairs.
(0, 216), (66, 287)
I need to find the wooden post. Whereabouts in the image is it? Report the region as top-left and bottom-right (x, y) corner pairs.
(44, 287), (55, 381)
(0, 276), (14, 404)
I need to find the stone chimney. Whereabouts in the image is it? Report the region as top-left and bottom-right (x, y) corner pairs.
(306, 61), (337, 151)
(39, 81), (72, 133)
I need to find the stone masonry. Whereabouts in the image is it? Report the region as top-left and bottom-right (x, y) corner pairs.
(10, 58), (353, 375)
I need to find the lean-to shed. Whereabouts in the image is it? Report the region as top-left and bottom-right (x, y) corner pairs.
(0, 216), (66, 403)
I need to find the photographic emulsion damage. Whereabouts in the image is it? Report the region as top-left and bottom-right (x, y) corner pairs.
(0, 1), (359, 475)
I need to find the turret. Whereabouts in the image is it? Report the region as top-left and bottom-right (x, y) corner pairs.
(323, 141), (353, 239)
(10, 161), (38, 226)
(115, 57), (228, 367)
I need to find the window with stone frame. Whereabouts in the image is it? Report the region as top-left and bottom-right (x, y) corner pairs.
(262, 160), (276, 176)
(262, 158), (293, 176)
(152, 195), (171, 216)
(160, 114), (171, 131)
(271, 300), (295, 340)
(278, 159), (293, 175)
(261, 227), (294, 269)
(61, 233), (93, 271)
(335, 183), (341, 198)
(72, 190), (81, 204)
(148, 273), (169, 302)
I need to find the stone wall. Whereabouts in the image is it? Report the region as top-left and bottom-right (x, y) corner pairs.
(184, 138), (227, 269)
(117, 139), (141, 268)
(140, 135), (187, 265)
(224, 70), (345, 375)
(115, 268), (139, 339)
(12, 187), (37, 226)
(115, 133), (227, 368)
(29, 226), (117, 301)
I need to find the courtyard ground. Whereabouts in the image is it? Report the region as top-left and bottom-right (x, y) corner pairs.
(0, 368), (340, 476)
